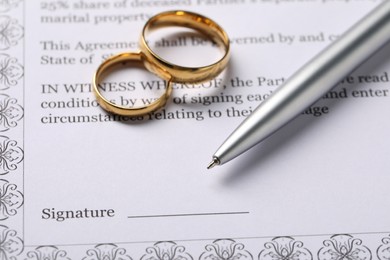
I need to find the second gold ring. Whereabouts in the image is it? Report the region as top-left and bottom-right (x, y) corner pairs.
(93, 51), (173, 117)
(139, 10), (230, 84)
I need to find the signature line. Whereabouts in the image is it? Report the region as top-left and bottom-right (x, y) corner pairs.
(127, 211), (250, 219)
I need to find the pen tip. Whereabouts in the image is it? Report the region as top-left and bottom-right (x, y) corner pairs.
(207, 158), (220, 169)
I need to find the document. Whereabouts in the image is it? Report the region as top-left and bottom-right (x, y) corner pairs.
(1, 0), (389, 259)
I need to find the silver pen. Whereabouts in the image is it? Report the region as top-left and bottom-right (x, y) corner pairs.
(208, 1), (390, 169)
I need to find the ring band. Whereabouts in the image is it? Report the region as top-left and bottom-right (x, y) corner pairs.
(139, 10), (230, 83)
(93, 51), (173, 116)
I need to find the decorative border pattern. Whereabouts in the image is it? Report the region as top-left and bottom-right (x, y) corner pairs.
(0, 94), (24, 132)
(377, 235), (390, 260)
(83, 244), (132, 260)
(0, 179), (23, 220)
(259, 237), (312, 260)
(200, 239), (252, 260)
(141, 241), (193, 260)
(0, 1), (25, 260)
(25, 246), (71, 260)
(0, 53), (24, 90)
(0, 135), (23, 174)
(318, 234), (372, 260)
(0, 0), (22, 13)
(11, 233), (390, 260)
(0, 15), (24, 50)
(0, 224), (24, 259)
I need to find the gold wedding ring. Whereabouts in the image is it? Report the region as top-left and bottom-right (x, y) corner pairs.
(93, 51), (173, 116)
(139, 10), (230, 83)
(93, 11), (230, 116)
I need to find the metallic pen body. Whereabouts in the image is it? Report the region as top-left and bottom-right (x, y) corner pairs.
(210, 1), (390, 167)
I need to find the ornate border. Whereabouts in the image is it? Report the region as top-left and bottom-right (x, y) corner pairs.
(21, 235), (390, 260)
(0, 1), (25, 260)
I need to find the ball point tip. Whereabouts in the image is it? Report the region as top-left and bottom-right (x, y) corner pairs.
(207, 158), (220, 169)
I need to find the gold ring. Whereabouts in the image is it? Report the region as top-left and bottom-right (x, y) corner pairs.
(139, 10), (230, 83)
(93, 51), (173, 116)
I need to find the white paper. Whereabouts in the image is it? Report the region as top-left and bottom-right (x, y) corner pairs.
(1, 0), (390, 259)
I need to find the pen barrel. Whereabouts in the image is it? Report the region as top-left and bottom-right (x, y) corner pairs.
(215, 1), (390, 164)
